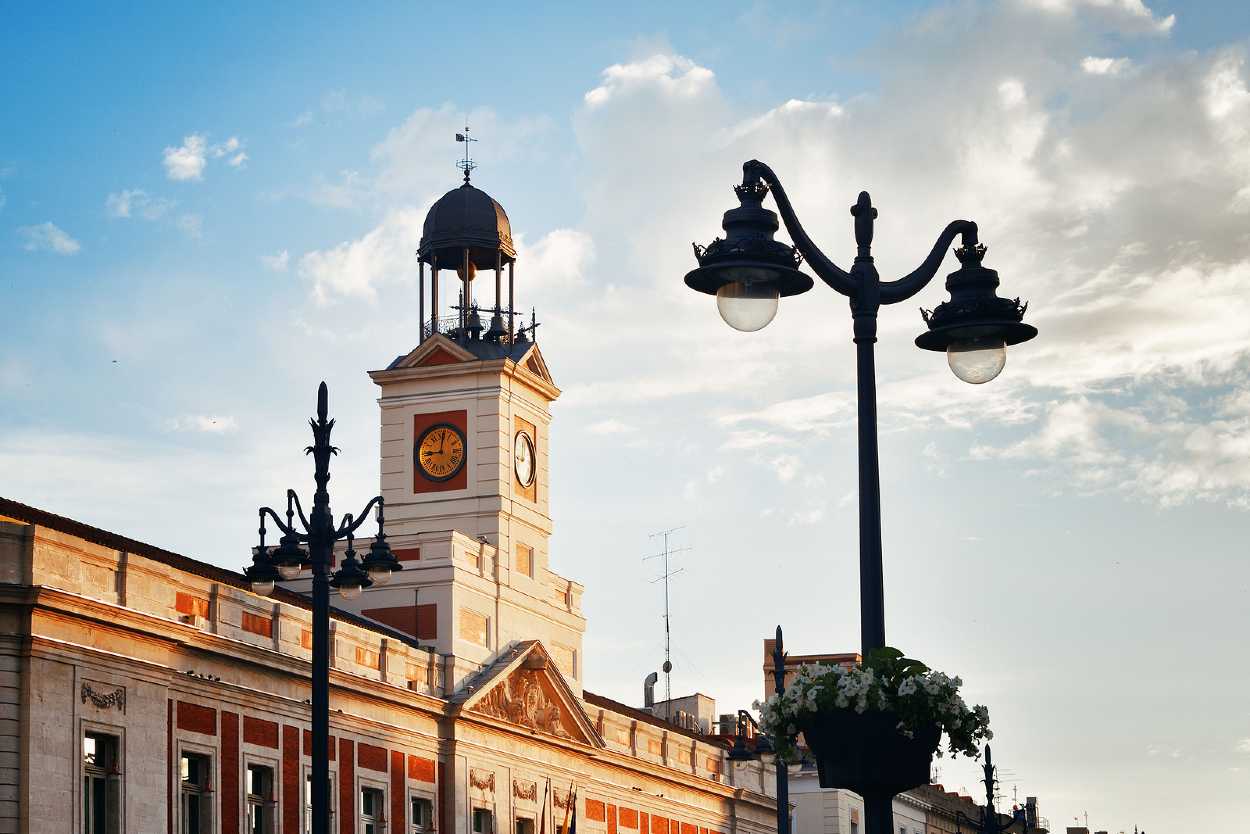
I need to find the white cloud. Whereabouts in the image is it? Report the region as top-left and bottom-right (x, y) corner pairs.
(517, 229), (595, 291)
(1081, 55), (1133, 75)
(298, 207), (424, 303)
(772, 454), (801, 484)
(167, 415), (239, 433)
(176, 214), (203, 239)
(163, 134), (208, 181)
(163, 134), (246, 180)
(1237, 738), (1250, 753)
(261, 250), (290, 272)
(584, 54), (715, 108)
(105, 189), (174, 220)
(17, 222), (80, 255)
(586, 419), (636, 435)
(1023, 0), (1175, 34)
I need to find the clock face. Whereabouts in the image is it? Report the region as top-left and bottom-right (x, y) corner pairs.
(415, 423), (466, 482)
(513, 430), (535, 488)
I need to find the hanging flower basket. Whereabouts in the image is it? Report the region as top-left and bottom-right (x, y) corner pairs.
(755, 648), (990, 792)
(799, 707), (939, 794)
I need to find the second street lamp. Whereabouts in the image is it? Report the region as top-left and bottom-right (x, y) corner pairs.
(685, 161), (1037, 834)
(685, 159), (1037, 658)
(242, 382), (403, 834)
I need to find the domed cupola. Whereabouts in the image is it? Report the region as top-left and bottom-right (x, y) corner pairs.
(414, 127), (536, 356)
(419, 183), (516, 270)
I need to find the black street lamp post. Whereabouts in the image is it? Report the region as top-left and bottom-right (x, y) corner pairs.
(685, 161), (1037, 834)
(728, 625), (790, 834)
(243, 382), (402, 834)
(953, 746), (1033, 834)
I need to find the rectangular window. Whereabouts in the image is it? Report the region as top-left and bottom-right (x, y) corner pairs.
(473, 808), (495, 834)
(515, 543), (534, 578)
(410, 796), (434, 833)
(303, 773), (336, 834)
(459, 609), (489, 647)
(247, 763), (275, 834)
(361, 786), (386, 834)
(180, 751), (212, 834)
(516, 818), (535, 834)
(83, 731), (121, 834)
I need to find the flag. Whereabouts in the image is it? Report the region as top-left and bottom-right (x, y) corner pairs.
(567, 788), (577, 834)
(560, 783), (575, 834)
(539, 779), (550, 834)
(456, 133), (466, 142)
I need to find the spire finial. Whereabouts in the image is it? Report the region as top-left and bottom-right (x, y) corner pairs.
(455, 122), (478, 183)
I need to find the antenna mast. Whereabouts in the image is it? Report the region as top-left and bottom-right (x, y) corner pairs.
(455, 122), (477, 183)
(644, 526), (690, 722)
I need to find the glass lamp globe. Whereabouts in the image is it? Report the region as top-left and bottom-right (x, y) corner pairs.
(277, 563), (304, 581)
(367, 566), (392, 587)
(338, 582), (363, 601)
(251, 580), (275, 597)
(946, 337), (1007, 384)
(716, 280), (779, 332)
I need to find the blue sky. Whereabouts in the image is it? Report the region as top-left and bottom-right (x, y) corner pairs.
(5, 2), (1250, 831)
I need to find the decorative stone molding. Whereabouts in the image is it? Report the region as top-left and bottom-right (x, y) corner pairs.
(553, 789), (573, 810)
(474, 669), (571, 739)
(81, 681), (126, 713)
(513, 779), (537, 802)
(470, 769), (495, 792)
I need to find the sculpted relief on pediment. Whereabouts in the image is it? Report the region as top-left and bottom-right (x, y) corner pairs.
(471, 668), (580, 741)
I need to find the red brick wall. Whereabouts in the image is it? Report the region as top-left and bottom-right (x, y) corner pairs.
(620, 808), (639, 829)
(244, 717), (279, 749)
(282, 726), (299, 834)
(639, 813), (649, 834)
(339, 738), (355, 834)
(303, 730), (336, 760)
(651, 817), (668, 834)
(358, 742), (387, 772)
(242, 611), (273, 638)
(394, 547), (421, 562)
(361, 604), (438, 640)
(176, 701), (216, 735)
(586, 800), (606, 823)
(608, 804), (618, 834)
(175, 592), (209, 618)
(408, 754), (435, 783)
(681, 823), (696, 834)
(391, 751), (405, 833)
(221, 712), (240, 834)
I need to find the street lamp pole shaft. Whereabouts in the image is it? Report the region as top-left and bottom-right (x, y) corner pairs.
(309, 382), (336, 834)
(772, 628), (790, 834)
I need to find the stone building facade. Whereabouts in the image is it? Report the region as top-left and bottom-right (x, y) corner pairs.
(0, 173), (776, 834)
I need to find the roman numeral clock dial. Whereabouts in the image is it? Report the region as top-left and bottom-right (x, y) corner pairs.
(415, 424), (466, 482)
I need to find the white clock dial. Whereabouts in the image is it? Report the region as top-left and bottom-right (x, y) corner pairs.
(513, 431), (535, 488)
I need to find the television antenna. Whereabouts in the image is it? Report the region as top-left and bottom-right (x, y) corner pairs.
(644, 526), (691, 722)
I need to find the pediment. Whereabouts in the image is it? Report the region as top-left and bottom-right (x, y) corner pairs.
(392, 335), (477, 370)
(459, 642), (601, 747)
(516, 343), (554, 385)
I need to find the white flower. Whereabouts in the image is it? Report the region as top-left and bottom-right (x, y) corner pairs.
(898, 678), (918, 696)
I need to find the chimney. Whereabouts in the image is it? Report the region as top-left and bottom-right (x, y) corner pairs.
(643, 672), (658, 709)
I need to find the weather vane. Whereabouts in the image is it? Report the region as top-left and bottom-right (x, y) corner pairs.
(455, 123), (477, 183)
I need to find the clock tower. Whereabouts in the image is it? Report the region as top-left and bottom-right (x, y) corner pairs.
(290, 170), (585, 694)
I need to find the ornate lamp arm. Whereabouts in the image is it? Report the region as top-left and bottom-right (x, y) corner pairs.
(287, 489), (312, 532)
(880, 220), (979, 305)
(743, 159), (857, 297)
(337, 496), (383, 538)
(260, 506), (305, 539)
